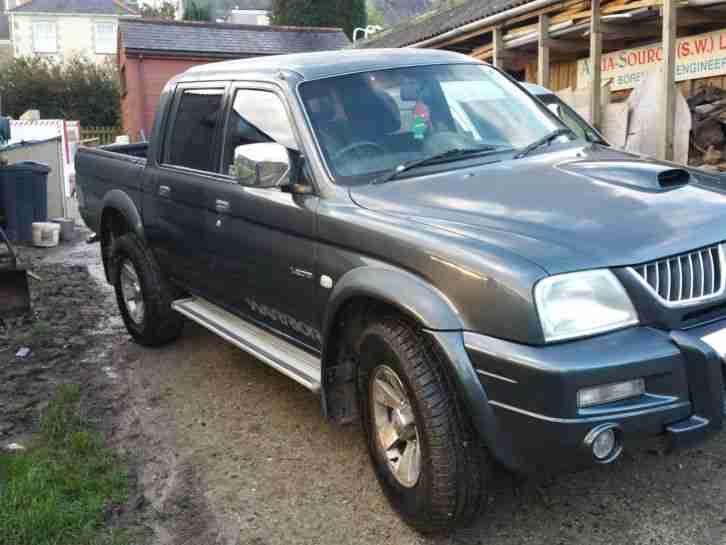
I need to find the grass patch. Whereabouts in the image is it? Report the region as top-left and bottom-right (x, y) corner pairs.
(0, 385), (131, 545)
(30, 320), (52, 337)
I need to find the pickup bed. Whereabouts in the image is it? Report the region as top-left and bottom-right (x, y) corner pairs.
(77, 48), (726, 533)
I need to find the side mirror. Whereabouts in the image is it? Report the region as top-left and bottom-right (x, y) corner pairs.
(231, 142), (290, 188)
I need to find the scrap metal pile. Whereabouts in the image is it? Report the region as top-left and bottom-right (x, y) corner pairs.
(689, 86), (726, 172)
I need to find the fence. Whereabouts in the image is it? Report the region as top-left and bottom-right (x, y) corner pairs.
(79, 126), (124, 146)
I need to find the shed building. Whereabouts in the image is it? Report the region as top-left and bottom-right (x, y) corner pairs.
(118, 18), (349, 141)
(359, 0), (726, 162)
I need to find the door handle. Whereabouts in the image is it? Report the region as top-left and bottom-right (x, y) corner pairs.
(158, 185), (171, 198)
(215, 199), (231, 213)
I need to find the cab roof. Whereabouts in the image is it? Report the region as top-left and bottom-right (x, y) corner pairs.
(182, 48), (480, 82)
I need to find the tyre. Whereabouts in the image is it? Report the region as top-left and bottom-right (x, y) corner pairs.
(110, 233), (183, 346)
(357, 316), (489, 533)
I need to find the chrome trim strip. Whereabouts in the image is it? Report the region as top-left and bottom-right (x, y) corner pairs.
(290, 267), (313, 279)
(688, 254), (694, 299)
(475, 369), (518, 384)
(675, 258), (682, 301)
(628, 243), (726, 308)
(654, 261), (660, 294)
(709, 248), (716, 294)
(666, 258), (672, 300)
(488, 399), (691, 424)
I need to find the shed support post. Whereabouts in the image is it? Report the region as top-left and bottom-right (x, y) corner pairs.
(538, 15), (551, 88)
(589, 0), (603, 129)
(493, 26), (506, 71)
(659, 0), (677, 161)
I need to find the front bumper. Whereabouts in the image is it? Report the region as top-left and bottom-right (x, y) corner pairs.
(429, 320), (726, 473)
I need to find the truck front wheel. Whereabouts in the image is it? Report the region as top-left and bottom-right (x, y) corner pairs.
(110, 233), (183, 346)
(357, 316), (489, 533)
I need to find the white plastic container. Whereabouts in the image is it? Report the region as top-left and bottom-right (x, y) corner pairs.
(32, 222), (60, 248)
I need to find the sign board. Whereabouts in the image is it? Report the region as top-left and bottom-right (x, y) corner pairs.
(577, 28), (726, 91)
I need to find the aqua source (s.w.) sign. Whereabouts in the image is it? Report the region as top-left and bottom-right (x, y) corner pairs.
(577, 28), (726, 91)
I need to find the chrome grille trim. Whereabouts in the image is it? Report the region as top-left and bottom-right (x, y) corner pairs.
(629, 244), (726, 307)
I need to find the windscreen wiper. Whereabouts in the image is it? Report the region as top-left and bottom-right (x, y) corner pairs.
(373, 145), (508, 185)
(513, 128), (573, 159)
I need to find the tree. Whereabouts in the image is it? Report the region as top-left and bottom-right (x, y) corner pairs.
(140, 1), (176, 18)
(183, 0), (211, 21)
(0, 56), (120, 127)
(366, 0), (384, 27)
(271, 0), (366, 39)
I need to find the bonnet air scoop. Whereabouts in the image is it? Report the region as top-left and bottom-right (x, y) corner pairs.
(559, 160), (691, 191)
(657, 168), (691, 188)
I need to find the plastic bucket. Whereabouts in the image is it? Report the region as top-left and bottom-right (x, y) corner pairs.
(32, 222), (60, 248)
(51, 218), (75, 241)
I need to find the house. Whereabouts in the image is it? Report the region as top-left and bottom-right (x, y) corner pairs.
(8, 0), (137, 63)
(226, 0), (271, 25)
(118, 18), (349, 141)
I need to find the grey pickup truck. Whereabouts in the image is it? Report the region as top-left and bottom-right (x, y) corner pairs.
(77, 49), (726, 532)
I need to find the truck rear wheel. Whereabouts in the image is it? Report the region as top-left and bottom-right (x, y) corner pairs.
(110, 233), (183, 346)
(357, 316), (489, 533)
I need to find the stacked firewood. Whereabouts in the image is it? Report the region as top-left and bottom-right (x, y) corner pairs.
(688, 86), (726, 171)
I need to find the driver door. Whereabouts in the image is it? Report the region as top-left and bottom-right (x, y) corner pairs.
(204, 86), (321, 350)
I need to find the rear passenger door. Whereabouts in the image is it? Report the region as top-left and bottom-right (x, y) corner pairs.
(205, 85), (321, 350)
(143, 84), (226, 291)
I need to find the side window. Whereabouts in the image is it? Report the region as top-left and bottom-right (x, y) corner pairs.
(222, 89), (297, 182)
(165, 88), (224, 172)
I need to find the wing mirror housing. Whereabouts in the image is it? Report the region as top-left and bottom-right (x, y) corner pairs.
(231, 142), (291, 188)
(231, 142), (314, 194)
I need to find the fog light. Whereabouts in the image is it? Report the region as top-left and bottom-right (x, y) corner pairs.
(577, 378), (645, 408)
(584, 424), (622, 463)
(592, 428), (616, 460)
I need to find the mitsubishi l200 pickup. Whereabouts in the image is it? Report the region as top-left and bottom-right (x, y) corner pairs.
(76, 49), (726, 532)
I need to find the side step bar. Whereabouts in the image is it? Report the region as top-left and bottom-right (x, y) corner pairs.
(172, 297), (321, 392)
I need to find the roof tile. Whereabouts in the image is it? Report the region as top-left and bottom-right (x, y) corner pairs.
(10, 0), (137, 15)
(120, 19), (350, 57)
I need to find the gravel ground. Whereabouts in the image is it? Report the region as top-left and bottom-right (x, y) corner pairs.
(6, 238), (726, 545)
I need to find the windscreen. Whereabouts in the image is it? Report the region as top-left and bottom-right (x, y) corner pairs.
(299, 63), (562, 185)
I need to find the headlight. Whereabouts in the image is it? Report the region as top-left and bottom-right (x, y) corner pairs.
(535, 269), (638, 342)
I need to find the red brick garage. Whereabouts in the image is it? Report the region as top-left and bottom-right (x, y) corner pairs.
(118, 19), (349, 142)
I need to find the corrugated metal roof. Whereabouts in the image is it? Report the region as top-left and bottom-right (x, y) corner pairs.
(120, 19), (350, 57)
(358, 0), (537, 48)
(9, 0), (137, 15)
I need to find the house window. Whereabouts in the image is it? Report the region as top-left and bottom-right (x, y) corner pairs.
(32, 21), (57, 54)
(95, 22), (116, 54)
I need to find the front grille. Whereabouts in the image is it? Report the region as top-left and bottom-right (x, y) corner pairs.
(631, 244), (724, 305)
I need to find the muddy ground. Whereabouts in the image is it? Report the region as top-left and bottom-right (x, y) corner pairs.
(5, 236), (726, 545)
